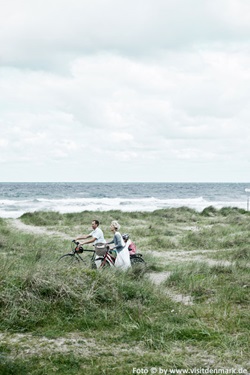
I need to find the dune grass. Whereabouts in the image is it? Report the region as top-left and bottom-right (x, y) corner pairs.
(0, 207), (249, 374)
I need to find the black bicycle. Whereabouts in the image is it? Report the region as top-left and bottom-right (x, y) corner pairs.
(58, 240), (146, 269)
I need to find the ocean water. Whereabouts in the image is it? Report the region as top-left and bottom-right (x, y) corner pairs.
(0, 182), (250, 218)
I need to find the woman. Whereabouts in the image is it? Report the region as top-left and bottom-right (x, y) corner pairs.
(107, 220), (131, 270)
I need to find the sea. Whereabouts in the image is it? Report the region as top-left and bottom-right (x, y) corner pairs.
(0, 182), (250, 219)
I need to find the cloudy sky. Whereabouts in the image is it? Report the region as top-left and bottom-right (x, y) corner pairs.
(0, 0), (250, 182)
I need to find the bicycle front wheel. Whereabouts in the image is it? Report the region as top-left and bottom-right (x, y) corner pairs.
(58, 253), (80, 266)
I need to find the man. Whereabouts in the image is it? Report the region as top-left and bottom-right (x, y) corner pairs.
(76, 220), (106, 245)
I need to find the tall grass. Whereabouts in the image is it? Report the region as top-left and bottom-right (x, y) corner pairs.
(0, 208), (250, 373)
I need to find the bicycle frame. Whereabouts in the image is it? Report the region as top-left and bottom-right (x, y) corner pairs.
(95, 251), (116, 268)
(72, 240), (116, 269)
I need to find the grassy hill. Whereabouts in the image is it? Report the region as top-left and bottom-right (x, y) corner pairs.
(0, 207), (249, 374)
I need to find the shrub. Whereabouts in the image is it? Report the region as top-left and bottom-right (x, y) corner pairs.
(200, 206), (217, 217)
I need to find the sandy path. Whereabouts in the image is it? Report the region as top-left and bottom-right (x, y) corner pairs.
(145, 249), (234, 267)
(145, 247), (235, 304)
(0, 332), (144, 359)
(8, 219), (71, 240)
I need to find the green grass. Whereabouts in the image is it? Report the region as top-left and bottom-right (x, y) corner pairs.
(0, 207), (250, 373)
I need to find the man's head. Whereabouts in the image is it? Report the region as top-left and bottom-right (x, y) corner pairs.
(92, 220), (99, 229)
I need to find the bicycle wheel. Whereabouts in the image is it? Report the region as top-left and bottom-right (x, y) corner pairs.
(58, 253), (80, 266)
(130, 256), (146, 267)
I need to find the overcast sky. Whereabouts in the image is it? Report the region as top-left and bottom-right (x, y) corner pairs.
(0, 0), (250, 182)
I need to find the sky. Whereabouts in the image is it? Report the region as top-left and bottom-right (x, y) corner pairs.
(0, 0), (250, 183)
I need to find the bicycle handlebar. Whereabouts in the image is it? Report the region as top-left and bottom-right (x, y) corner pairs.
(72, 239), (95, 253)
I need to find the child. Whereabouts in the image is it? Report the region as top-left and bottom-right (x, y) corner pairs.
(122, 233), (136, 255)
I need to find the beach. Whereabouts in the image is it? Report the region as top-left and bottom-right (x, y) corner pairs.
(0, 182), (249, 218)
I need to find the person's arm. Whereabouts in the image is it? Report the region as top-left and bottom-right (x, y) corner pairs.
(112, 233), (123, 250)
(76, 235), (97, 245)
(76, 231), (96, 244)
(76, 234), (91, 241)
(106, 239), (114, 245)
(80, 236), (97, 245)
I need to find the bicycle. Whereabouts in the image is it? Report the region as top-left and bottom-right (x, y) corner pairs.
(58, 240), (146, 269)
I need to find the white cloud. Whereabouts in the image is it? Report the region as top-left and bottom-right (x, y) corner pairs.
(0, 139), (9, 148)
(111, 132), (134, 142)
(0, 0), (249, 182)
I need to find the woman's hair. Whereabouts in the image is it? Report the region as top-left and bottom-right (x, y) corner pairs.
(111, 220), (120, 230)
